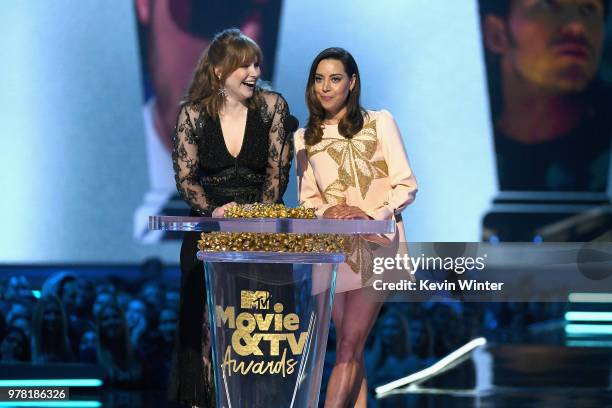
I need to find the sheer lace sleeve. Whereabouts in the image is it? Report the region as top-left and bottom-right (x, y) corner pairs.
(260, 92), (292, 204)
(172, 104), (212, 215)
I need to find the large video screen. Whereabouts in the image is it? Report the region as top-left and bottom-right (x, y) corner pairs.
(3, 1), (608, 264)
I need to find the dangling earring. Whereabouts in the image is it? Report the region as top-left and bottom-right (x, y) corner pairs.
(217, 75), (226, 98)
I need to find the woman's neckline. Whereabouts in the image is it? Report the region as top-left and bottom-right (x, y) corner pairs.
(217, 108), (252, 160)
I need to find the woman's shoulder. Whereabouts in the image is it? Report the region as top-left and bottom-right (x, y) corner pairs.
(294, 128), (306, 147)
(365, 109), (394, 122)
(365, 109), (397, 136)
(179, 102), (204, 118)
(258, 89), (287, 106)
(177, 102), (207, 130)
(256, 89), (288, 122)
(259, 88), (282, 97)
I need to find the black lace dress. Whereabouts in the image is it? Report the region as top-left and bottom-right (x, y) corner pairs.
(168, 91), (292, 407)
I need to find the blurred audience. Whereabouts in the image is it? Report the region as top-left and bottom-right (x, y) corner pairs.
(1, 327), (30, 362)
(6, 300), (31, 323)
(2, 276), (34, 310)
(139, 281), (165, 325)
(145, 307), (178, 388)
(79, 329), (97, 363)
(366, 310), (413, 387)
(10, 316), (32, 338)
(0, 269), (565, 397)
(93, 291), (116, 319)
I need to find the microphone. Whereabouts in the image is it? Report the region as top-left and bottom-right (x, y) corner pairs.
(277, 114), (299, 204)
(283, 115), (299, 133)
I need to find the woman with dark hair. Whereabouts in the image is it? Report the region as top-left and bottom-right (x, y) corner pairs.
(295, 47), (417, 407)
(95, 303), (141, 386)
(31, 295), (74, 363)
(170, 28), (292, 407)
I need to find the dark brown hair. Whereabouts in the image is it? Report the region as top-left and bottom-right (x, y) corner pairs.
(95, 302), (140, 383)
(182, 28), (263, 117)
(31, 295), (73, 363)
(304, 47), (366, 145)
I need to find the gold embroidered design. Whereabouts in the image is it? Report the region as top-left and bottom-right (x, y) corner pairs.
(343, 235), (374, 283)
(322, 180), (346, 205)
(306, 119), (388, 201)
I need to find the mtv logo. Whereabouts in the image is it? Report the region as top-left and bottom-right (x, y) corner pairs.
(241, 290), (271, 310)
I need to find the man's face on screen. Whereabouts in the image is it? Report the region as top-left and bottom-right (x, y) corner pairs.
(135, 0), (269, 145)
(138, 0), (266, 104)
(142, 0), (209, 110)
(504, 0), (605, 93)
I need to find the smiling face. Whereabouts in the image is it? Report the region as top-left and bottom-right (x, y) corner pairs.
(313, 58), (356, 120)
(218, 61), (261, 103)
(486, 0), (605, 93)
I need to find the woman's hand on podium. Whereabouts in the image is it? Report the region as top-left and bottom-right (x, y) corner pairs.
(212, 202), (238, 218)
(323, 204), (371, 220)
(324, 204), (392, 245)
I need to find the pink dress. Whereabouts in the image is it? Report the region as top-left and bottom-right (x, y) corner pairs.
(295, 110), (418, 293)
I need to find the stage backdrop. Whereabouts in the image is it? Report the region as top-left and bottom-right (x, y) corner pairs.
(0, 1), (495, 264)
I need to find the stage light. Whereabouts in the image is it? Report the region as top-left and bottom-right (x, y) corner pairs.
(0, 402), (101, 407)
(0, 380), (102, 387)
(565, 311), (612, 322)
(568, 293), (612, 303)
(565, 324), (612, 335)
(566, 340), (612, 347)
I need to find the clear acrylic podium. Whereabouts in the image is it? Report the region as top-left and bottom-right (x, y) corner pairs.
(150, 216), (395, 408)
